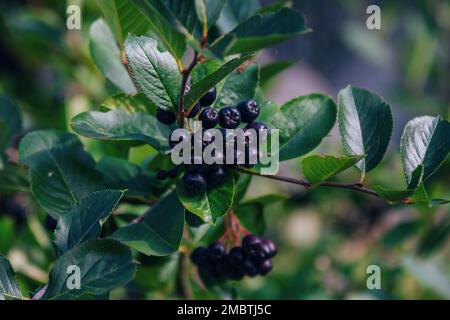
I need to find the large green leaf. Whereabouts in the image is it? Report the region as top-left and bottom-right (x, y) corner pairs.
(301, 155), (364, 186)
(89, 19), (137, 95)
(338, 86), (393, 173)
(96, 0), (151, 44)
(42, 240), (135, 300)
(0, 164), (29, 193)
(216, 0), (260, 33)
(162, 0), (199, 35)
(101, 93), (155, 114)
(130, 0), (187, 62)
(0, 96), (22, 166)
(0, 256), (23, 300)
(112, 191), (184, 256)
(177, 174), (236, 225)
(212, 8), (310, 56)
(184, 53), (254, 111)
(54, 190), (124, 255)
(214, 64), (260, 109)
(19, 131), (103, 218)
(125, 36), (182, 111)
(96, 157), (165, 198)
(400, 116), (450, 184)
(270, 94), (337, 161)
(71, 109), (171, 152)
(195, 0), (226, 29)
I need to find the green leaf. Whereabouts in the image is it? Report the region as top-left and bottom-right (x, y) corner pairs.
(89, 19), (137, 95)
(96, 0), (151, 44)
(0, 255), (23, 300)
(184, 53), (254, 111)
(130, 0), (186, 62)
(270, 94), (337, 161)
(214, 64), (259, 108)
(42, 240), (135, 300)
(258, 101), (280, 124)
(54, 190), (124, 255)
(71, 109), (171, 152)
(234, 203), (265, 235)
(96, 157), (164, 198)
(257, 0), (293, 14)
(101, 93), (155, 114)
(338, 85), (393, 173)
(0, 164), (29, 193)
(195, 0), (226, 29)
(211, 8), (310, 56)
(19, 131), (103, 218)
(216, 0), (260, 33)
(177, 174), (236, 225)
(381, 220), (420, 248)
(0, 96), (22, 155)
(373, 165), (424, 202)
(0, 218), (14, 254)
(112, 191), (184, 256)
(260, 60), (296, 88)
(161, 0), (199, 35)
(125, 36), (182, 111)
(301, 155), (365, 186)
(400, 116), (450, 184)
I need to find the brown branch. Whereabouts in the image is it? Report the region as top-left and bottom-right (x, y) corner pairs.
(236, 169), (379, 198)
(178, 52), (199, 127)
(176, 252), (193, 300)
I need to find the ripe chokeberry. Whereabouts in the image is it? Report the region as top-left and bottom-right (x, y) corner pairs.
(208, 242), (226, 262)
(258, 259), (273, 276)
(219, 107), (241, 129)
(187, 103), (202, 118)
(199, 108), (219, 129)
(191, 247), (210, 266)
(200, 87), (217, 108)
(206, 166), (227, 187)
(156, 108), (176, 125)
(244, 259), (259, 277)
(245, 121), (268, 132)
(263, 239), (277, 258)
(182, 172), (207, 195)
(237, 99), (260, 123)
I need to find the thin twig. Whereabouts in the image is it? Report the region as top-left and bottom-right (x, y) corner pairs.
(178, 52), (199, 127)
(176, 252), (193, 300)
(236, 168), (379, 198)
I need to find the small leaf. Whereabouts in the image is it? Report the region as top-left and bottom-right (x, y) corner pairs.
(270, 94), (337, 161)
(214, 64), (260, 108)
(112, 191), (185, 256)
(195, 0), (226, 29)
(71, 109), (172, 152)
(0, 255), (23, 300)
(54, 190), (124, 255)
(400, 116), (450, 184)
(19, 131), (103, 218)
(177, 174), (236, 225)
(89, 19), (137, 95)
(42, 240), (135, 300)
(97, 0), (151, 44)
(301, 155), (364, 186)
(125, 36), (182, 111)
(212, 8), (310, 56)
(184, 53), (254, 111)
(338, 85), (393, 173)
(130, 0), (186, 62)
(373, 165), (424, 202)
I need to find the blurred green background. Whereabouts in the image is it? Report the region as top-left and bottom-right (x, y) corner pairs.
(0, 0), (449, 300)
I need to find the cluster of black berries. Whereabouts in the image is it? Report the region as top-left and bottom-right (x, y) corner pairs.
(191, 235), (277, 281)
(155, 86), (269, 196)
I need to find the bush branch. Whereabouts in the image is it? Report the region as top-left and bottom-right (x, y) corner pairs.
(178, 52), (199, 127)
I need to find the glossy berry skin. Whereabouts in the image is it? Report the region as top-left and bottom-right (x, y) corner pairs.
(207, 166), (227, 186)
(245, 121), (268, 132)
(200, 87), (217, 108)
(242, 235), (263, 249)
(237, 100), (260, 123)
(208, 242), (226, 262)
(258, 259), (273, 276)
(191, 247), (210, 266)
(156, 108), (176, 125)
(199, 108), (219, 129)
(187, 103), (202, 118)
(244, 259), (259, 277)
(263, 239), (277, 258)
(219, 107), (241, 129)
(156, 170), (169, 180)
(182, 172), (207, 195)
